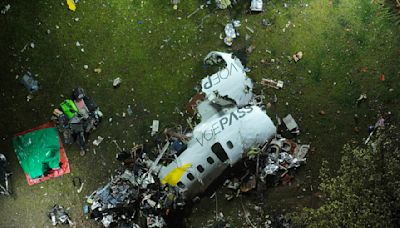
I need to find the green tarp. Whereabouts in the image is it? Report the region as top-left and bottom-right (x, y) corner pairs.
(12, 127), (60, 179)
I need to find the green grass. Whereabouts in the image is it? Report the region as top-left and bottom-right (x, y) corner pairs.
(0, 0), (399, 227)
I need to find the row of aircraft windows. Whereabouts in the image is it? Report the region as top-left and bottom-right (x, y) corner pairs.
(176, 141), (234, 189)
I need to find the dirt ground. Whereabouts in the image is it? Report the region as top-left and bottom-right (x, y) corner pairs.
(0, 0), (399, 227)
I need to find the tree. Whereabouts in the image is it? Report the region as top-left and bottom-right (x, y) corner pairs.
(292, 126), (400, 227)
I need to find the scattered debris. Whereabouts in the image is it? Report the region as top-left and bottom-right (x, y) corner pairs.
(48, 205), (74, 226)
(292, 51), (303, 62)
(250, 0), (263, 11)
(0, 153), (11, 196)
(159, 56), (276, 200)
(52, 87), (103, 155)
(127, 105), (133, 116)
(26, 94), (34, 102)
(87, 152), (185, 227)
(94, 68), (102, 74)
(20, 72), (40, 93)
(92, 136), (104, 146)
(216, 0), (232, 9)
(282, 114), (299, 133)
(1, 4), (10, 14)
(365, 117), (385, 144)
(260, 78), (284, 89)
(84, 50), (310, 226)
(150, 120), (159, 136)
(66, 0), (77, 11)
(246, 26), (255, 34)
(113, 77), (122, 88)
(262, 18), (271, 26)
(379, 73), (385, 81)
(187, 4), (204, 18)
(223, 20), (240, 46)
(356, 93), (367, 104)
(246, 45), (256, 54)
(171, 0), (180, 10)
(260, 137), (310, 181)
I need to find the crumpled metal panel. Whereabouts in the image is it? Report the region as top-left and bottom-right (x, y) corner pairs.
(201, 52), (253, 107)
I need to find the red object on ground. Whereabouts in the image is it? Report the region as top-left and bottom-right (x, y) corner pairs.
(379, 74), (385, 81)
(15, 122), (70, 185)
(186, 93), (205, 116)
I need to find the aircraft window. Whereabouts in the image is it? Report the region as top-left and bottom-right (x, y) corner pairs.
(197, 165), (204, 173)
(187, 173), (195, 181)
(211, 142), (229, 162)
(207, 156), (214, 164)
(226, 141), (234, 149)
(177, 181), (185, 188)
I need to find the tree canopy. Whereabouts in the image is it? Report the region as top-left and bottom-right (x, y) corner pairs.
(292, 126), (400, 227)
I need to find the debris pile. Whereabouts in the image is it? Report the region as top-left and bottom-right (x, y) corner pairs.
(20, 71), (40, 93)
(223, 20), (241, 46)
(85, 51), (309, 226)
(86, 152), (185, 227)
(48, 205), (74, 226)
(0, 153), (11, 196)
(216, 0), (232, 9)
(52, 87), (103, 156)
(259, 137), (309, 181)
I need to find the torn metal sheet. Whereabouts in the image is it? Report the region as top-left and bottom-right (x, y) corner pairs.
(196, 100), (224, 120)
(151, 120), (160, 136)
(260, 78), (284, 89)
(201, 52), (253, 107)
(250, 0), (263, 11)
(158, 105), (276, 200)
(282, 114), (298, 131)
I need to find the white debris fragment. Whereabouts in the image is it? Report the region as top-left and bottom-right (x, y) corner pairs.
(113, 77), (122, 87)
(20, 44), (28, 53)
(250, 0), (263, 11)
(1, 4), (10, 14)
(76, 41), (81, 47)
(260, 78), (284, 89)
(30, 42), (35, 48)
(223, 20), (240, 46)
(150, 120), (159, 136)
(83, 65), (89, 69)
(282, 114), (298, 131)
(201, 51), (253, 107)
(93, 136), (104, 146)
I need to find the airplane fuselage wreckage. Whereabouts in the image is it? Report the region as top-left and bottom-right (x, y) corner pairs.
(156, 51), (276, 200)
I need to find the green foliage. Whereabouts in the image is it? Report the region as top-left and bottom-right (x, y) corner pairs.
(292, 126), (400, 227)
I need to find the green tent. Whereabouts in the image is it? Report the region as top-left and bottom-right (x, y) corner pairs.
(13, 127), (60, 179)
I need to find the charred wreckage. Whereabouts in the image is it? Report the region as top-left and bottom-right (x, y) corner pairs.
(84, 51), (310, 227)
